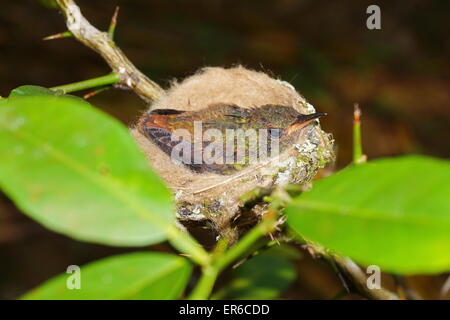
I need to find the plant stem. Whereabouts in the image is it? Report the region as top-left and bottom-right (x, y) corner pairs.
(108, 7), (120, 41)
(167, 226), (211, 267)
(188, 266), (220, 300)
(56, 0), (164, 102)
(43, 31), (73, 41)
(83, 86), (111, 100)
(188, 214), (276, 300)
(50, 73), (120, 94)
(331, 254), (399, 300)
(214, 216), (275, 272)
(352, 103), (366, 165)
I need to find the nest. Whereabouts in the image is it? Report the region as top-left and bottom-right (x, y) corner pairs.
(131, 66), (334, 241)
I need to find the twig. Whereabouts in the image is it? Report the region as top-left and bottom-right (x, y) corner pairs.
(51, 73), (119, 94)
(353, 103), (366, 164)
(393, 275), (421, 300)
(328, 257), (351, 293)
(83, 86), (111, 100)
(331, 254), (398, 300)
(188, 212), (277, 299)
(108, 6), (120, 40)
(55, 0), (164, 103)
(43, 31), (73, 41)
(440, 275), (450, 299)
(310, 245), (398, 300)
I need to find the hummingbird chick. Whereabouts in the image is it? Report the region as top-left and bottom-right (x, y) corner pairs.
(132, 66), (334, 232)
(138, 103), (326, 175)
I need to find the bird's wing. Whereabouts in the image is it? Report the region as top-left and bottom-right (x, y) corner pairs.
(139, 110), (224, 174)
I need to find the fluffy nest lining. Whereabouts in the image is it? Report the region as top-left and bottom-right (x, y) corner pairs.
(131, 66), (334, 239)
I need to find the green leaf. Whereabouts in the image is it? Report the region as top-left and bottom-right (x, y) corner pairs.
(9, 85), (57, 97)
(286, 155), (450, 274)
(0, 96), (173, 246)
(9, 85), (85, 103)
(22, 252), (192, 300)
(214, 247), (297, 299)
(8, 85), (69, 98)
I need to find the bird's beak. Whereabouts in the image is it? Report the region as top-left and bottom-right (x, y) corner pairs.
(287, 112), (327, 134)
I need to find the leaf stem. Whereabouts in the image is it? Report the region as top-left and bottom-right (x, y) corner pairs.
(108, 7), (120, 41)
(50, 73), (120, 94)
(167, 226), (211, 267)
(55, 0), (164, 102)
(188, 266), (220, 300)
(352, 103), (366, 165)
(43, 31), (73, 41)
(215, 215), (275, 272)
(188, 213), (277, 300)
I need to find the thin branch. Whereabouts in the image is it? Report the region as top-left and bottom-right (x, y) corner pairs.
(440, 275), (450, 299)
(43, 30), (73, 41)
(83, 86), (111, 100)
(353, 103), (367, 164)
(188, 213), (277, 300)
(51, 73), (119, 94)
(309, 244), (398, 300)
(108, 6), (120, 40)
(166, 225), (211, 267)
(331, 254), (399, 300)
(55, 0), (164, 103)
(393, 275), (421, 300)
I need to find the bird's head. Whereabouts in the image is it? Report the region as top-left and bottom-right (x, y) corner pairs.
(248, 105), (326, 140)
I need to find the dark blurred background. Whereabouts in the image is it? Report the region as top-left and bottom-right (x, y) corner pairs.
(0, 0), (449, 299)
